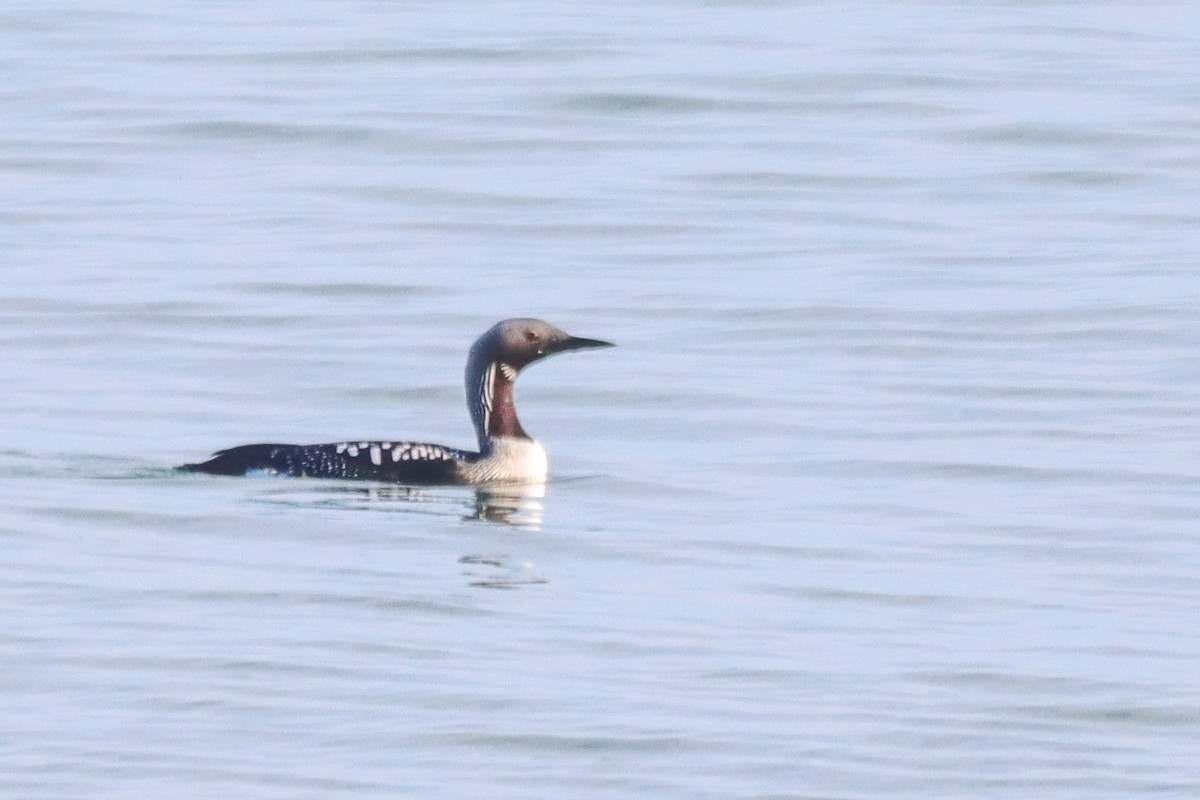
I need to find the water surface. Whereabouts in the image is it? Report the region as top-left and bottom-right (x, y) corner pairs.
(3, 2), (1200, 798)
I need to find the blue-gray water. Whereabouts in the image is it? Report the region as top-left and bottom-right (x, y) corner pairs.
(4, 3), (1200, 798)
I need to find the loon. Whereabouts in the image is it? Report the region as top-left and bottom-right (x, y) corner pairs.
(179, 318), (614, 484)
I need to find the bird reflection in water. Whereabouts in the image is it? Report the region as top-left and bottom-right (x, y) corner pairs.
(288, 481), (545, 530)
(259, 480), (548, 588)
(467, 481), (545, 529)
(458, 483), (547, 588)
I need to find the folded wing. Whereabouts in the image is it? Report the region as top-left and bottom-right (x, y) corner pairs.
(179, 441), (472, 483)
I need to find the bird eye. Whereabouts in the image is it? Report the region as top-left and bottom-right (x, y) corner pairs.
(525, 330), (539, 342)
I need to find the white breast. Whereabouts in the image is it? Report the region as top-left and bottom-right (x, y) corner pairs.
(461, 436), (549, 483)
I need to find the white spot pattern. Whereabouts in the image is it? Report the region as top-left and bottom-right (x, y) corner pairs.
(386, 442), (458, 462)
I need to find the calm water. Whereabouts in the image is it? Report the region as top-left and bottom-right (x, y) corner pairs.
(3, 2), (1200, 797)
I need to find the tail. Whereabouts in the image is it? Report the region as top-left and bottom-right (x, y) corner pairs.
(177, 444), (294, 476)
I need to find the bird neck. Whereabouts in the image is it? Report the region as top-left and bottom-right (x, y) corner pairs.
(466, 356), (529, 451)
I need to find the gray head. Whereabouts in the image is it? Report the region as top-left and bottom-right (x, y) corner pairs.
(474, 318), (614, 371)
(465, 318), (614, 446)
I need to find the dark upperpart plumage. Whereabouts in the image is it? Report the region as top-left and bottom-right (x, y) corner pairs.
(178, 318), (614, 484)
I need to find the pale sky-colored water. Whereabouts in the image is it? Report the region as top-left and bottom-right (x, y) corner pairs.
(3, 3), (1200, 798)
